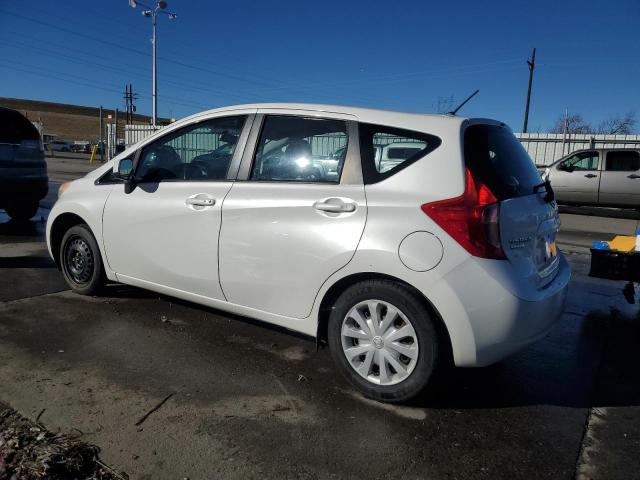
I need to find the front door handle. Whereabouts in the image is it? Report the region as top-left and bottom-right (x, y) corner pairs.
(185, 196), (216, 207)
(627, 174), (640, 179)
(313, 198), (357, 213)
(584, 174), (598, 178)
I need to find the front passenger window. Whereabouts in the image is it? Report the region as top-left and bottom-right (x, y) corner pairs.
(561, 151), (599, 171)
(136, 115), (246, 182)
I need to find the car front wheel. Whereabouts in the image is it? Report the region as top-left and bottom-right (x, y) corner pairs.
(60, 224), (105, 295)
(328, 279), (440, 403)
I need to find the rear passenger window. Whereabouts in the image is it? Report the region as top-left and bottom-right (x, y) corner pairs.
(606, 151), (640, 171)
(251, 116), (348, 183)
(136, 115), (246, 183)
(359, 123), (441, 183)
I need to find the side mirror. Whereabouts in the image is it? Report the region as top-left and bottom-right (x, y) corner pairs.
(114, 158), (136, 193)
(558, 163), (574, 172)
(116, 158), (133, 178)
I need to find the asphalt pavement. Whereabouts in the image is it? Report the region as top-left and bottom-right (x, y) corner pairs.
(0, 157), (638, 479)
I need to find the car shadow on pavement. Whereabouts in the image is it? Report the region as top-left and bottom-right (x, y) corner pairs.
(99, 284), (160, 300)
(0, 257), (56, 268)
(417, 310), (640, 410)
(92, 280), (640, 411)
(0, 217), (46, 237)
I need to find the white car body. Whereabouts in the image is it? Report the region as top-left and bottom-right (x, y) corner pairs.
(47, 103), (569, 371)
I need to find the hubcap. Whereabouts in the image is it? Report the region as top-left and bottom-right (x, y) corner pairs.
(340, 300), (419, 386)
(64, 237), (94, 285)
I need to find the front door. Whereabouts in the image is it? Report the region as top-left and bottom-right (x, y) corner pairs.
(598, 150), (640, 207)
(551, 150), (600, 205)
(102, 114), (249, 299)
(219, 114), (366, 319)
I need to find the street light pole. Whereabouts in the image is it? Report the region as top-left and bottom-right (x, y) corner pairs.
(151, 9), (157, 126)
(128, 0), (177, 127)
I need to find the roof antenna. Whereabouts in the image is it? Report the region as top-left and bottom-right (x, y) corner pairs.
(448, 89), (480, 115)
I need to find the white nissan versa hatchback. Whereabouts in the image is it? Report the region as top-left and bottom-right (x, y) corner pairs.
(47, 104), (570, 403)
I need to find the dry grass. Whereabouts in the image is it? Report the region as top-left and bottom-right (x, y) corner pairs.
(0, 407), (125, 480)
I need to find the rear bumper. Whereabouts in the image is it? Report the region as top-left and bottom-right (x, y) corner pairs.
(427, 253), (570, 367)
(0, 174), (49, 204)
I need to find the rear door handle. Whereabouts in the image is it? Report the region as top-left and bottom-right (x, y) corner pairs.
(313, 198), (357, 213)
(627, 174), (640, 179)
(584, 174), (598, 178)
(185, 196), (216, 207)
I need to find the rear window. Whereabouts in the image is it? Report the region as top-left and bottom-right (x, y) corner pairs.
(0, 107), (40, 144)
(464, 124), (541, 199)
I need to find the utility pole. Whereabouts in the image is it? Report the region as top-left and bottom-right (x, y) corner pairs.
(523, 47), (536, 133)
(98, 105), (104, 163)
(123, 84), (139, 124)
(114, 108), (119, 150)
(128, 0), (177, 126)
(124, 85), (130, 124)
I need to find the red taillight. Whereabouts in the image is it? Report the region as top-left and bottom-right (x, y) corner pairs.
(421, 169), (506, 260)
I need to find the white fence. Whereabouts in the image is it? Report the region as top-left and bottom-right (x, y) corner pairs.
(125, 124), (640, 167)
(516, 133), (640, 166)
(125, 124), (162, 147)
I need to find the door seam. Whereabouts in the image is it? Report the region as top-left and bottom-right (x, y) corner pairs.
(217, 182), (237, 302)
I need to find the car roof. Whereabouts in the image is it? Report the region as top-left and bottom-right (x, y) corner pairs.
(176, 103), (498, 130)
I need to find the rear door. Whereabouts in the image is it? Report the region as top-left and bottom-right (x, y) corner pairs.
(218, 112), (366, 319)
(549, 150), (600, 204)
(598, 150), (640, 207)
(465, 123), (560, 289)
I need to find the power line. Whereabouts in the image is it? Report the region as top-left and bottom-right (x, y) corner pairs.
(0, 37), (251, 102)
(0, 8), (291, 90)
(0, 59), (212, 112)
(0, 34), (250, 100)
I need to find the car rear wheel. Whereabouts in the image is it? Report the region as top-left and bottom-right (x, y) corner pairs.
(5, 200), (39, 221)
(60, 224), (105, 295)
(328, 279), (440, 403)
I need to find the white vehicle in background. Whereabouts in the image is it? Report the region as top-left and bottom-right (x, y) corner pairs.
(378, 141), (426, 173)
(46, 140), (74, 152)
(46, 103), (569, 403)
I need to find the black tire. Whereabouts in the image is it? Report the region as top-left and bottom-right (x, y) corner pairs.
(60, 224), (105, 295)
(328, 279), (440, 403)
(5, 200), (39, 221)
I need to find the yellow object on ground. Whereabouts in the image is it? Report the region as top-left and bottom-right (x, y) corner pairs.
(89, 144), (97, 164)
(608, 235), (637, 252)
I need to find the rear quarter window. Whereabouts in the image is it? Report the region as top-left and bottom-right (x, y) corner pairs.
(359, 123), (441, 183)
(464, 124), (541, 200)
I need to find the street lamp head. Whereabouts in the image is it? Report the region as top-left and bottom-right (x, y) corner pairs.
(141, 9), (151, 16)
(128, 0), (137, 8)
(168, 13), (177, 19)
(158, 0), (168, 9)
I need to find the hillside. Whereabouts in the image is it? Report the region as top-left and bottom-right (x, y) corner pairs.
(0, 97), (169, 142)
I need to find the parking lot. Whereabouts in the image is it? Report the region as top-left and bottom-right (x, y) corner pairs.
(1, 155), (639, 479)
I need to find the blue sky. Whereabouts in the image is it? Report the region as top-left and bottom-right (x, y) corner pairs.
(1, 0), (638, 132)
